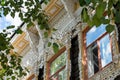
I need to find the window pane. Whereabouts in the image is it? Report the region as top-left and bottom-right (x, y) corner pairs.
(50, 51), (66, 75)
(58, 68), (67, 80)
(86, 24), (106, 46)
(50, 68), (67, 80)
(87, 42), (99, 77)
(100, 34), (112, 67)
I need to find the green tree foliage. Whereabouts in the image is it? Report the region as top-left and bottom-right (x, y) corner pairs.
(0, 0), (50, 79)
(2, 0), (120, 79)
(79, 0), (120, 32)
(0, 30), (27, 79)
(79, 0), (120, 50)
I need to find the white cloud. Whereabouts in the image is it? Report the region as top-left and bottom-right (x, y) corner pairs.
(88, 26), (96, 34)
(5, 13), (22, 27)
(0, 12), (22, 33)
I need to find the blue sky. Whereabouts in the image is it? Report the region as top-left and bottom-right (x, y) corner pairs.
(0, 12), (22, 32)
(0, 15), (11, 32)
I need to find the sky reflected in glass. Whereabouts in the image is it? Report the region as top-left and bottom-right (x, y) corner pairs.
(86, 24), (112, 68)
(86, 24), (106, 46)
(100, 34), (112, 67)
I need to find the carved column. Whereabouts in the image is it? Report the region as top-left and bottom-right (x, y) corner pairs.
(115, 24), (120, 51)
(62, 32), (72, 80)
(77, 23), (83, 80)
(61, 0), (75, 19)
(113, 2), (120, 52)
(27, 29), (39, 77)
(113, 1), (120, 63)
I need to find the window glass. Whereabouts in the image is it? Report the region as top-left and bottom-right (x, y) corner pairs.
(86, 24), (106, 46)
(58, 68), (67, 80)
(50, 51), (66, 75)
(100, 34), (112, 67)
(50, 69), (67, 80)
(86, 24), (112, 78)
(87, 43), (99, 77)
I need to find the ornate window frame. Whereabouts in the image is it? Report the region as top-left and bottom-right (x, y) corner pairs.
(82, 25), (113, 80)
(46, 46), (66, 80)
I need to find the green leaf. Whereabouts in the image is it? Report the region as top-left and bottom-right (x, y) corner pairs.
(85, 0), (91, 5)
(3, 8), (9, 16)
(44, 32), (48, 38)
(40, 25), (45, 30)
(115, 11), (120, 23)
(81, 8), (90, 22)
(7, 25), (15, 29)
(10, 45), (14, 49)
(22, 72), (27, 76)
(15, 29), (23, 34)
(100, 17), (110, 24)
(7, 78), (10, 80)
(18, 58), (21, 63)
(11, 12), (15, 18)
(44, 0), (50, 4)
(53, 43), (59, 54)
(6, 49), (10, 54)
(87, 20), (94, 27)
(79, 0), (86, 6)
(27, 22), (34, 28)
(3, 29), (6, 32)
(92, 15), (101, 27)
(23, 18), (29, 23)
(6, 69), (13, 75)
(12, 76), (15, 80)
(44, 23), (49, 30)
(108, 0), (113, 9)
(25, 67), (29, 73)
(96, 2), (106, 18)
(25, 2), (29, 6)
(106, 24), (115, 33)
(0, 14), (2, 17)
(1, 0), (5, 6)
(19, 12), (23, 20)
(52, 28), (57, 31)
(16, 66), (23, 71)
(48, 42), (51, 47)
(0, 69), (6, 75)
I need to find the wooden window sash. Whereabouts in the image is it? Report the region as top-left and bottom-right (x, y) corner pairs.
(46, 46), (66, 80)
(83, 27), (113, 80)
(87, 34), (112, 69)
(86, 32), (108, 48)
(48, 46), (66, 63)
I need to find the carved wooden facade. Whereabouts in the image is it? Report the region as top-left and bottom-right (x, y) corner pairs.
(10, 0), (120, 80)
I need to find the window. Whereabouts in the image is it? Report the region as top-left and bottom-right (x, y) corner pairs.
(38, 67), (44, 80)
(84, 24), (112, 78)
(70, 35), (80, 80)
(47, 47), (67, 80)
(114, 75), (120, 80)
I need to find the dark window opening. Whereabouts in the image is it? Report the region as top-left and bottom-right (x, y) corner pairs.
(92, 43), (99, 73)
(114, 75), (120, 80)
(38, 67), (44, 80)
(70, 35), (80, 80)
